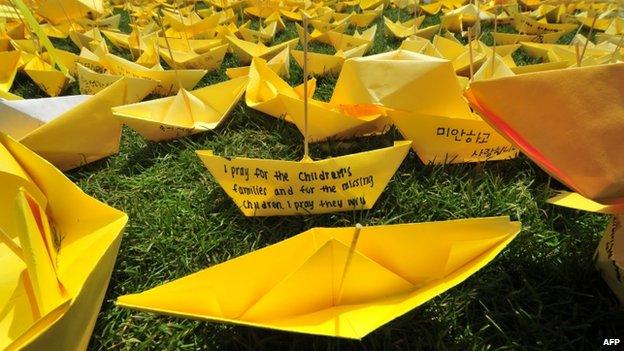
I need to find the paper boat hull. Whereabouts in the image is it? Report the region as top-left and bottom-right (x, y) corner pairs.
(196, 141), (411, 216)
(391, 112), (518, 164)
(117, 217), (520, 339)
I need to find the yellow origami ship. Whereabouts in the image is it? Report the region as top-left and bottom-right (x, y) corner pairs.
(117, 217), (520, 338)
(467, 63), (624, 209)
(227, 35), (298, 64)
(0, 77), (157, 170)
(112, 76), (248, 141)
(0, 133), (127, 350)
(103, 53), (207, 95)
(330, 50), (517, 164)
(196, 140), (411, 216)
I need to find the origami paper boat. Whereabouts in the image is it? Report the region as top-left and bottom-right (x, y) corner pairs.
(278, 93), (390, 142)
(160, 43), (229, 70)
(0, 133), (127, 350)
(330, 50), (517, 164)
(245, 58), (315, 120)
(0, 77), (157, 170)
(104, 53), (207, 95)
(225, 47), (290, 79)
(291, 43), (368, 76)
(239, 21), (278, 44)
(156, 37), (224, 54)
(23, 56), (70, 97)
(112, 76), (248, 141)
(117, 216), (520, 338)
(467, 63), (624, 206)
(76, 64), (157, 95)
(196, 141), (411, 216)
(227, 36), (298, 64)
(383, 15), (425, 39)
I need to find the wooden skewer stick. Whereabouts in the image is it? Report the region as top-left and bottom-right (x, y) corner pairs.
(468, 26), (475, 82)
(611, 34), (624, 63)
(335, 223), (363, 305)
(574, 41), (581, 66)
(579, 14), (597, 63)
(55, 0), (80, 33)
(157, 12), (185, 97)
(491, 6), (499, 77)
(8, 0), (40, 52)
(302, 14), (310, 159)
(125, 2), (140, 60)
(174, 0), (192, 52)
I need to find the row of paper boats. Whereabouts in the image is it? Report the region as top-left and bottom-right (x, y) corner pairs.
(4, 60), (624, 349)
(2, 0), (622, 101)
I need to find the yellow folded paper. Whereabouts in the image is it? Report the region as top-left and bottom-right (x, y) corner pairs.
(467, 63), (624, 205)
(112, 76), (248, 141)
(225, 47), (290, 78)
(117, 216), (520, 338)
(239, 21), (278, 44)
(23, 56), (70, 97)
(4, 77), (157, 170)
(279, 93), (390, 141)
(0, 50), (20, 92)
(160, 43), (228, 70)
(383, 15), (425, 39)
(227, 35), (298, 64)
(0, 133), (127, 350)
(104, 53), (207, 95)
(331, 50), (518, 164)
(245, 58), (315, 120)
(291, 43), (368, 76)
(196, 141), (411, 216)
(76, 63), (156, 95)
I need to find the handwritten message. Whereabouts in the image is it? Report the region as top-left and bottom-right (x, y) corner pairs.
(197, 141), (411, 216)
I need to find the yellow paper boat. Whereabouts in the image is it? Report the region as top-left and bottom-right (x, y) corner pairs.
(325, 25), (376, 51)
(225, 46), (290, 78)
(420, 2), (442, 15)
(0, 50), (20, 92)
(112, 76), (248, 141)
(291, 43), (368, 76)
(160, 43), (228, 70)
(278, 93), (390, 141)
(509, 60), (570, 74)
(513, 13), (577, 35)
(227, 35), (298, 64)
(117, 216), (520, 338)
(383, 15), (425, 39)
(245, 58), (316, 119)
(156, 37), (224, 54)
(0, 133), (127, 350)
(331, 50), (517, 164)
(23, 56), (70, 97)
(195, 141), (411, 216)
(491, 31), (565, 45)
(51, 47), (106, 76)
(239, 21), (278, 44)
(467, 63), (624, 206)
(103, 53), (207, 95)
(76, 63), (157, 95)
(1, 77), (157, 170)
(35, 0), (103, 24)
(102, 29), (158, 57)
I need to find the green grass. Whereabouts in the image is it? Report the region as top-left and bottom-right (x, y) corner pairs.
(10, 5), (624, 350)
